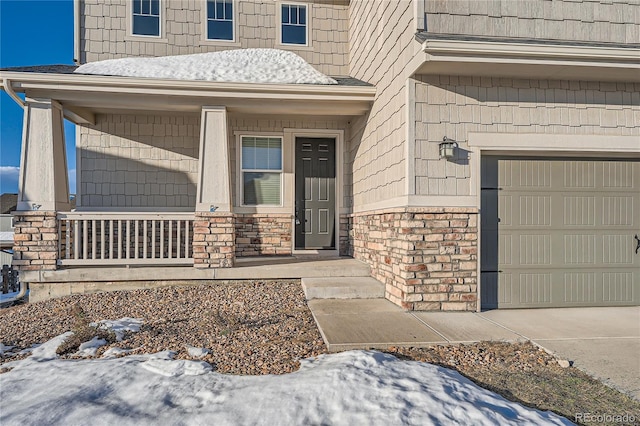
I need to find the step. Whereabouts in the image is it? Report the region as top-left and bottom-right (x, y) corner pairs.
(302, 277), (385, 300)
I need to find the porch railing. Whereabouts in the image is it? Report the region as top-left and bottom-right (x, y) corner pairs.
(57, 212), (194, 266)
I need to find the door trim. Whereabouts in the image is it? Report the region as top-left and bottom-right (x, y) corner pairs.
(285, 128), (343, 256)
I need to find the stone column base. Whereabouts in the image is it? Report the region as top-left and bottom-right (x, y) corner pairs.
(193, 212), (235, 268)
(12, 211), (59, 272)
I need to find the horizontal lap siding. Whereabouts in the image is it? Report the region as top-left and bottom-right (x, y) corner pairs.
(413, 76), (640, 196)
(80, 0), (349, 76)
(78, 114), (200, 208)
(424, 0), (640, 44)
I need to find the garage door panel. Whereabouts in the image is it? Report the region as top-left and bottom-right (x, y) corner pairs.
(481, 157), (640, 309)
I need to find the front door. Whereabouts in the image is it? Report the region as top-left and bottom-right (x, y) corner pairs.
(295, 138), (336, 250)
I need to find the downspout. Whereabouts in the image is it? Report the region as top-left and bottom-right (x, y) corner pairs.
(74, 0), (81, 64)
(2, 79), (25, 108)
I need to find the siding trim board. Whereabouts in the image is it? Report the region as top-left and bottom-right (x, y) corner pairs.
(415, 36), (640, 83)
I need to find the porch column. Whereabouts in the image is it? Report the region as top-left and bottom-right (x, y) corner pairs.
(13, 98), (69, 272)
(193, 106), (235, 268)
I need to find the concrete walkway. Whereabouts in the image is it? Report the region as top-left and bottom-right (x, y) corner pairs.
(308, 299), (640, 400)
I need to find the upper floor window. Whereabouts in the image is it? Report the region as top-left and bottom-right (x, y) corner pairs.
(207, 0), (234, 41)
(132, 0), (161, 37)
(281, 3), (307, 45)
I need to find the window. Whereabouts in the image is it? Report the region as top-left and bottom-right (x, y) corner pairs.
(132, 0), (161, 37)
(206, 0), (234, 41)
(241, 137), (283, 205)
(281, 3), (307, 45)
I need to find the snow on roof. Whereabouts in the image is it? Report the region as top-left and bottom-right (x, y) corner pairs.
(74, 49), (338, 85)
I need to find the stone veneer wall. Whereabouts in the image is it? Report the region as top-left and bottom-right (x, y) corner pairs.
(350, 208), (478, 311)
(12, 212), (59, 271)
(193, 212), (235, 268)
(235, 214), (292, 257)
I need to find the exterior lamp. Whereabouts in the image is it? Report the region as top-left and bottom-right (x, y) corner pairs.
(439, 137), (458, 159)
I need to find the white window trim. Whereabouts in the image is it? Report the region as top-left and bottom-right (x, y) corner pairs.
(276, 1), (312, 49)
(126, 0), (168, 43)
(238, 134), (285, 208)
(200, 0), (241, 47)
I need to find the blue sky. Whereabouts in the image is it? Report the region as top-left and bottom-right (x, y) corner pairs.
(0, 0), (76, 194)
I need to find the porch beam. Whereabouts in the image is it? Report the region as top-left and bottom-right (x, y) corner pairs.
(63, 105), (96, 125)
(17, 97), (70, 212)
(196, 106), (232, 213)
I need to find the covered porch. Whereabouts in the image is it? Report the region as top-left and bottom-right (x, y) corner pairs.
(0, 67), (375, 283)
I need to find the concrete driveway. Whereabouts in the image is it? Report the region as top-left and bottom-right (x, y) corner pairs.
(309, 300), (640, 400)
(478, 306), (640, 401)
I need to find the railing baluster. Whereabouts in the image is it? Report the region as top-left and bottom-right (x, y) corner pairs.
(82, 220), (88, 260)
(176, 220), (181, 258)
(109, 220), (114, 259)
(118, 220), (122, 259)
(74, 219), (79, 260)
(100, 220), (105, 259)
(134, 220), (139, 259)
(185, 220), (190, 259)
(91, 220), (97, 260)
(152, 220), (156, 259)
(143, 219), (148, 259)
(160, 220), (164, 259)
(169, 220), (173, 259)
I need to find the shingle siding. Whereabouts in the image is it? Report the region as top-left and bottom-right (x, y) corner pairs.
(78, 113), (200, 208)
(412, 75), (640, 196)
(347, 0), (421, 210)
(80, 0), (349, 76)
(424, 0), (640, 44)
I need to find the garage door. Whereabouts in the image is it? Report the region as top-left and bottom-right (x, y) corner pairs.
(481, 157), (640, 309)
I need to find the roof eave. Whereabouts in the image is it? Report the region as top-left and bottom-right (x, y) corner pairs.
(0, 72), (377, 122)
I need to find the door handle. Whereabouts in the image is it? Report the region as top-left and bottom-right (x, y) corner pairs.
(635, 235), (639, 254)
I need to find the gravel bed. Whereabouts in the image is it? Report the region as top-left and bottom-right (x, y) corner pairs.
(0, 280), (326, 375)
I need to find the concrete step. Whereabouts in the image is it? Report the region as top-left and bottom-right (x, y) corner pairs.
(302, 277), (385, 300)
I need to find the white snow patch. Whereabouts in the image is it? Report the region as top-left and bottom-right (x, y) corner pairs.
(77, 337), (108, 357)
(92, 317), (143, 341)
(186, 345), (210, 359)
(0, 332), (572, 426)
(75, 49), (338, 85)
(101, 347), (134, 358)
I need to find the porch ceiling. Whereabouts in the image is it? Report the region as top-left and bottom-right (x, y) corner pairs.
(0, 71), (376, 124)
(414, 33), (640, 83)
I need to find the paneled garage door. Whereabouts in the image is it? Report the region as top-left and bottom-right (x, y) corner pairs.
(481, 158), (640, 309)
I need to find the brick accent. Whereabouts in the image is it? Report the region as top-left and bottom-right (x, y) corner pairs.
(193, 212), (235, 268)
(235, 214), (292, 257)
(351, 208), (478, 311)
(12, 211), (59, 272)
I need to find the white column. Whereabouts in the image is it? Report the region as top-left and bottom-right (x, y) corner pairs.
(196, 106), (232, 212)
(17, 98), (70, 212)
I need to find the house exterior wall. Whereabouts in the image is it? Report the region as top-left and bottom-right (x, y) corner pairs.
(412, 76), (640, 197)
(80, 0), (349, 76)
(77, 113), (200, 209)
(346, 0), (421, 211)
(424, 0), (640, 44)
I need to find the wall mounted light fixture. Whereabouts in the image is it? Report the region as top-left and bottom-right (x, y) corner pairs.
(439, 137), (458, 159)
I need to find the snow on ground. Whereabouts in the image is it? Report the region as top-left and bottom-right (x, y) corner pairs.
(74, 49), (337, 85)
(0, 329), (572, 426)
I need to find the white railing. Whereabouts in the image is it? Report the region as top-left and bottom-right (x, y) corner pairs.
(57, 212), (194, 266)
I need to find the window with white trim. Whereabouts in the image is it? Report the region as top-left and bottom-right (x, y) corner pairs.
(206, 0), (234, 41)
(132, 0), (161, 36)
(241, 137), (283, 205)
(281, 3), (307, 45)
